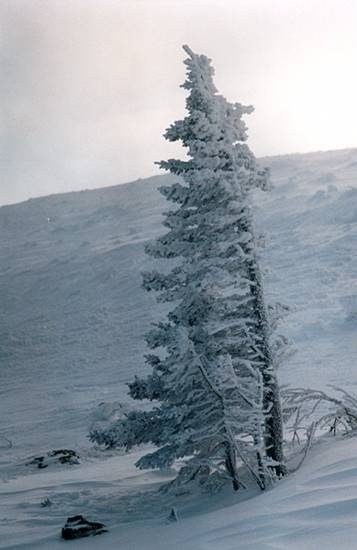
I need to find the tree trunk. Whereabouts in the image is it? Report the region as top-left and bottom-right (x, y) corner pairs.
(248, 256), (287, 476)
(254, 436), (267, 490)
(237, 209), (286, 477)
(225, 442), (240, 491)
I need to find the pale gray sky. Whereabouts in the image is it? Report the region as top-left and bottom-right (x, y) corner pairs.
(1, 0), (357, 205)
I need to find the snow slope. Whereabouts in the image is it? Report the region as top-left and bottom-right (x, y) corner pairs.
(3, 435), (357, 549)
(0, 148), (357, 548)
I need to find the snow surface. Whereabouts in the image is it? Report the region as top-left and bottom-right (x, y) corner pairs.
(1, 148), (357, 548)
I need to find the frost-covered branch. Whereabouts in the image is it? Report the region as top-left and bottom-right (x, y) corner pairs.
(282, 386), (357, 451)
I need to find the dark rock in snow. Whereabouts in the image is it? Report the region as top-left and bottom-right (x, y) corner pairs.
(61, 515), (107, 540)
(40, 497), (53, 507)
(27, 449), (80, 469)
(50, 449), (80, 464)
(28, 456), (47, 469)
(167, 507), (179, 522)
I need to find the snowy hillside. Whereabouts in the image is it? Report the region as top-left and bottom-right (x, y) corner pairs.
(1, 148), (357, 548)
(0, 175), (171, 453)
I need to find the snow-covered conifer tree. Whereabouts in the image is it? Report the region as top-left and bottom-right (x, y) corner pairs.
(90, 45), (286, 487)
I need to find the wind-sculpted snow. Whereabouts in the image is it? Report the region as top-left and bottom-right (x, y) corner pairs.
(0, 149), (357, 548)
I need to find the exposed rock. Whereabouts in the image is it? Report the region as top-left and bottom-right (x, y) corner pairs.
(61, 515), (107, 540)
(50, 449), (80, 465)
(40, 497), (52, 507)
(27, 449), (80, 469)
(167, 507), (179, 523)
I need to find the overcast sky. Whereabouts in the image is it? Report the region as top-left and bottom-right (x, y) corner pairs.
(1, 0), (357, 205)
